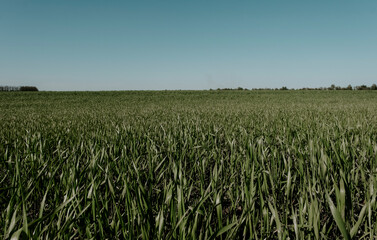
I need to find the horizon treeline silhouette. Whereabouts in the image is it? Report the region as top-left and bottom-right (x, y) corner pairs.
(0, 86), (39, 91)
(1, 84), (376, 92)
(214, 83), (377, 91)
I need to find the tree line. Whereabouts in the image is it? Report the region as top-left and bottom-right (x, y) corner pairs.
(213, 84), (377, 91)
(0, 86), (39, 91)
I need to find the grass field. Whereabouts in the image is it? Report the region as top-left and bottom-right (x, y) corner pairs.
(1, 90), (377, 239)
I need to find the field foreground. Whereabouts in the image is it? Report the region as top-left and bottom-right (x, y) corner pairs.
(1, 90), (377, 239)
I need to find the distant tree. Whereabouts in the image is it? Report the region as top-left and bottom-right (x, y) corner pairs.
(280, 86), (288, 90)
(346, 84), (352, 90)
(20, 86), (39, 91)
(371, 84), (377, 90)
(0, 86), (20, 91)
(356, 85), (369, 90)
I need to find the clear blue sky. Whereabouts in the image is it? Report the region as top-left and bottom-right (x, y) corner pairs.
(1, 1), (377, 91)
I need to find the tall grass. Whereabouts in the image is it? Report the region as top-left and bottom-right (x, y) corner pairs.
(1, 90), (377, 239)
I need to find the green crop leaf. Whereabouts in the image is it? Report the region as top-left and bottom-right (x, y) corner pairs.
(350, 202), (368, 238)
(326, 193), (350, 240)
(208, 221), (237, 240)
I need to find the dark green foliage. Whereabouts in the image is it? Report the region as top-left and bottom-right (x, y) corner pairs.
(19, 86), (39, 91)
(0, 86), (39, 91)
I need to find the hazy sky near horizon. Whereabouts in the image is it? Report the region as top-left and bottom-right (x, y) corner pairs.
(1, 1), (377, 91)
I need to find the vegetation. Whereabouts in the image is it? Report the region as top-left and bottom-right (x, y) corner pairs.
(1, 90), (377, 239)
(19, 86), (39, 92)
(214, 83), (377, 91)
(0, 86), (39, 92)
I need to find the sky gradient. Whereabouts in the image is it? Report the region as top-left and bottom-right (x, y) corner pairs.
(1, 1), (377, 91)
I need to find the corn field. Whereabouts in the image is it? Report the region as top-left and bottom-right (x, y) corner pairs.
(1, 90), (377, 239)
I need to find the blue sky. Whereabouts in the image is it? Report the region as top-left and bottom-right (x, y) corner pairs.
(1, 1), (377, 91)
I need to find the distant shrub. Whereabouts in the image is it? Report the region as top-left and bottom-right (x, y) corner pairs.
(20, 86), (39, 91)
(216, 87), (249, 91)
(355, 85), (369, 90)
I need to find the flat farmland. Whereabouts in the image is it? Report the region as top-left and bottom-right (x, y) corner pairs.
(1, 90), (377, 239)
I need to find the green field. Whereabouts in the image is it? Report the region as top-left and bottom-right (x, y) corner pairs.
(1, 90), (377, 239)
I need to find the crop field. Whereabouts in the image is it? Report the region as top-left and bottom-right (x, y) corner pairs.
(1, 90), (377, 239)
